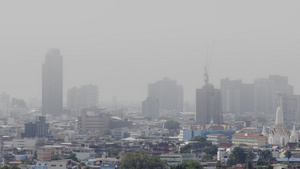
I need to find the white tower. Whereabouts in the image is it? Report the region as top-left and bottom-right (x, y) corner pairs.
(290, 125), (299, 142)
(262, 125), (267, 136)
(275, 107), (284, 125)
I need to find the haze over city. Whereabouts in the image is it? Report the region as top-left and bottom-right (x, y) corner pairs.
(1, 0), (300, 104)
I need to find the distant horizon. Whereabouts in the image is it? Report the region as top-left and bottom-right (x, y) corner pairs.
(1, 1), (300, 104)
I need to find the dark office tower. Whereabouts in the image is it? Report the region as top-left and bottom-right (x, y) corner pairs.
(196, 84), (221, 125)
(22, 116), (49, 138)
(42, 49), (63, 115)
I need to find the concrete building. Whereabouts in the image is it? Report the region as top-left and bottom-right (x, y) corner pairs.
(142, 97), (159, 118)
(80, 108), (110, 131)
(160, 153), (196, 166)
(254, 75), (293, 114)
(67, 84), (99, 112)
(206, 134), (227, 145)
(22, 116), (49, 138)
(196, 83), (221, 124)
(221, 78), (254, 115)
(145, 78), (183, 113)
(276, 94), (300, 125)
(12, 138), (36, 149)
(231, 133), (267, 146)
(47, 160), (67, 169)
(42, 49), (63, 115)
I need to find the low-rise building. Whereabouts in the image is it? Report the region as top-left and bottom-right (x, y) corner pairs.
(231, 133), (267, 146)
(47, 160), (68, 169)
(160, 153), (195, 166)
(206, 134), (227, 145)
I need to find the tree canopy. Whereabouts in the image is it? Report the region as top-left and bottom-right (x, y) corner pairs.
(227, 147), (247, 166)
(171, 160), (203, 169)
(164, 120), (180, 130)
(120, 150), (167, 169)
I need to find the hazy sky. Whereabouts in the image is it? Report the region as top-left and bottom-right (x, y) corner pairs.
(1, 0), (300, 104)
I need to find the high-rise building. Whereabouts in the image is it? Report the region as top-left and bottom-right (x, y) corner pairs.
(220, 78), (254, 115)
(254, 75), (293, 114)
(67, 84), (99, 112)
(276, 93), (300, 127)
(142, 97), (159, 118)
(42, 49), (63, 115)
(142, 78), (183, 118)
(22, 116), (49, 138)
(196, 84), (221, 125)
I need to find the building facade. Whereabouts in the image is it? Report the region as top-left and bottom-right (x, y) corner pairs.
(142, 78), (183, 117)
(67, 84), (99, 112)
(196, 84), (221, 125)
(231, 133), (268, 146)
(42, 49), (63, 115)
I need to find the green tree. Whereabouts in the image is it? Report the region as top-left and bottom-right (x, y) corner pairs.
(95, 153), (102, 158)
(202, 154), (213, 162)
(190, 136), (212, 149)
(171, 160), (203, 169)
(102, 128), (112, 136)
(164, 120), (180, 130)
(65, 153), (80, 162)
(108, 147), (119, 158)
(266, 163), (274, 169)
(120, 150), (167, 169)
(257, 158), (267, 166)
(284, 150), (292, 164)
(246, 151), (255, 161)
(227, 147), (246, 166)
(203, 145), (218, 156)
(180, 144), (192, 153)
(246, 160), (253, 169)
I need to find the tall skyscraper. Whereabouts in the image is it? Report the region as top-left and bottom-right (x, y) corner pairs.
(42, 49), (63, 115)
(220, 78), (254, 115)
(67, 84), (99, 112)
(254, 75), (293, 114)
(276, 93), (300, 127)
(142, 78), (183, 118)
(196, 84), (221, 125)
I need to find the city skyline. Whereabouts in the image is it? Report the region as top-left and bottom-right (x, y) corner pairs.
(1, 1), (300, 103)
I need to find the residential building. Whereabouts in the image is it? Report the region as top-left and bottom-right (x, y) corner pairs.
(144, 78), (183, 115)
(276, 93), (300, 125)
(254, 75), (293, 114)
(142, 97), (159, 118)
(221, 78), (254, 115)
(42, 49), (63, 115)
(47, 160), (67, 169)
(67, 84), (99, 112)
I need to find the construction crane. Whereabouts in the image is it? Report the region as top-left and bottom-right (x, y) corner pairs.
(204, 40), (215, 86)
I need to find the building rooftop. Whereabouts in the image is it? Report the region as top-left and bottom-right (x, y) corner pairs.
(232, 133), (267, 138)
